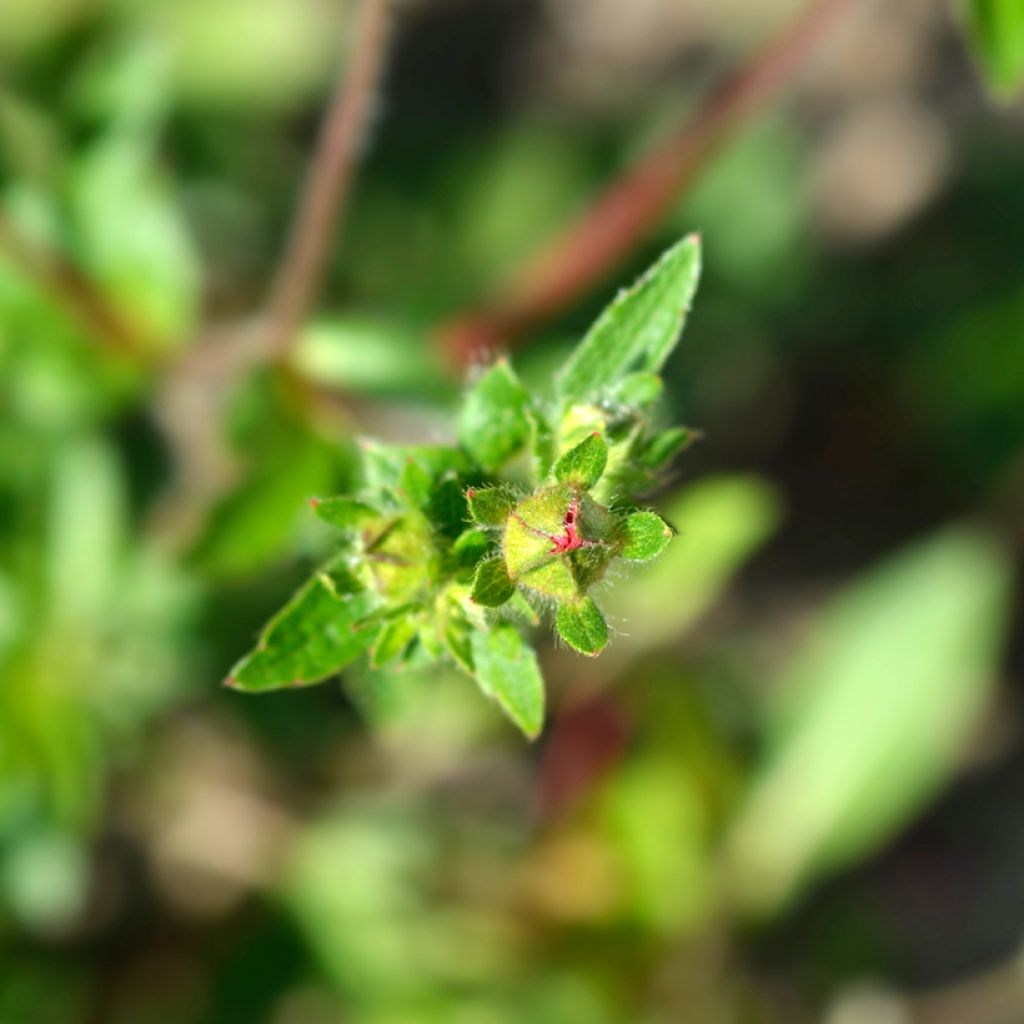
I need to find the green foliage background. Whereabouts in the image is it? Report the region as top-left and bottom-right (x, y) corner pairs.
(1, 1), (1024, 1022)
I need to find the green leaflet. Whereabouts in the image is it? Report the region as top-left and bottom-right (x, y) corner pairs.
(466, 486), (515, 526)
(637, 427), (694, 471)
(556, 597), (609, 657)
(470, 623), (545, 739)
(470, 557), (516, 607)
(621, 511), (673, 561)
(228, 560), (380, 692)
(458, 359), (533, 471)
(554, 433), (608, 490)
(369, 615), (420, 669)
(555, 234), (701, 406)
(312, 497), (380, 531)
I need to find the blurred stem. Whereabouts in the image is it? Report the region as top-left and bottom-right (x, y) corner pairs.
(0, 211), (156, 365)
(436, 0), (861, 369)
(263, 0), (391, 359)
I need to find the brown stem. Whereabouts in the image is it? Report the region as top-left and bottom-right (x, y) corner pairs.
(0, 212), (155, 364)
(263, 0), (391, 358)
(436, 0), (861, 368)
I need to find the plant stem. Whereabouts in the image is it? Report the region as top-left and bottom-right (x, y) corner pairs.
(263, 0), (391, 358)
(437, 0), (861, 368)
(0, 211), (155, 364)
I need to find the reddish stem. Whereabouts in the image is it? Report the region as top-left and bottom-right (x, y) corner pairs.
(437, 0), (860, 368)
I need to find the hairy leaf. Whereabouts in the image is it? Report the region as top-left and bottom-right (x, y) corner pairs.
(471, 557), (516, 607)
(466, 486), (515, 526)
(471, 623), (545, 739)
(621, 511), (673, 561)
(556, 596), (609, 656)
(555, 234), (701, 405)
(554, 433), (608, 489)
(228, 560), (380, 692)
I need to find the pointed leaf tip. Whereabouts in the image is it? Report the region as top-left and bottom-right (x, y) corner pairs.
(621, 511), (673, 561)
(471, 623), (545, 738)
(554, 433), (608, 489)
(555, 234), (701, 405)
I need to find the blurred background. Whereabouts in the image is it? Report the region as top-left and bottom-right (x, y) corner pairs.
(2, 0), (1024, 1021)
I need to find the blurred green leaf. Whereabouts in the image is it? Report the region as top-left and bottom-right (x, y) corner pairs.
(70, 133), (199, 342)
(228, 559), (380, 691)
(470, 623), (544, 739)
(148, 0), (344, 111)
(724, 527), (1013, 914)
(458, 359), (533, 472)
(292, 316), (452, 401)
(967, 0), (1024, 93)
(46, 436), (124, 624)
(555, 234), (701, 406)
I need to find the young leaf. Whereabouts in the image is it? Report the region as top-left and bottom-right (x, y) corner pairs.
(470, 623), (545, 739)
(399, 458), (433, 510)
(428, 475), (469, 539)
(458, 359), (533, 471)
(556, 596), (609, 657)
(967, 0), (1024, 93)
(554, 433), (608, 489)
(311, 497), (379, 531)
(471, 557), (516, 607)
(555, 234), (701, 406)
(621, 511), (673, 561)
(450, 527), (492, 569)
(637, 427), (694, 470)
(227, 560), (380, 692)
(444, 615), (476, 675)
(466, 486), (514, 526)
(370, 616), (419, 669)
(607, 372), (663, 410)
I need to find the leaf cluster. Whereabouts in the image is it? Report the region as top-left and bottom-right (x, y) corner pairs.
(229, 235), (702, 736)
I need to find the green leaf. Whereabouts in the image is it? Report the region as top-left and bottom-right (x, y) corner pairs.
(399, 457), (433, 510)
(444, 614), (476, 675)
(722, 528), (1013, 914)
(312, 497), (379, 531)
(450, 527), (492, 570)
(554, 433), (608, 489)
(470, 623), (545, 739)
(556, 597), (609, 657)
(466, 486), (514, 526)
(369, 616), (419, 669)
(227, 560), (380, 692)
(637, 427), (694, 470)
(427, 475), (468, 539)
(457, 359), (533, 471)
(606, 372), (663, 410)
(555, 234), (701, 405)
(470, 557), (516, 608)
(621, 511), (673, 561)
(967, 0), (1024, 94)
